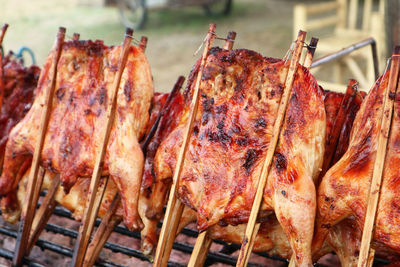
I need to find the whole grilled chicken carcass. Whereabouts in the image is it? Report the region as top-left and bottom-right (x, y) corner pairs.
(0, 40), (154, 231)
(0, 90), (182, 260)
(154, 47), (326, 265)
(313, 69), (400, 265)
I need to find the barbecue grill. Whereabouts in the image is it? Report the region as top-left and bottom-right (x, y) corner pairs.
(0, 204), (290, 266)
(0, 31), (387, 267)
(0, 205), (392, 266)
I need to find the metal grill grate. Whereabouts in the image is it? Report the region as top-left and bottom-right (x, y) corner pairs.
(0, 205), (293, 267)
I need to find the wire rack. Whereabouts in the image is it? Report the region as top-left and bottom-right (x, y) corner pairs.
(0, 203), (294, 267)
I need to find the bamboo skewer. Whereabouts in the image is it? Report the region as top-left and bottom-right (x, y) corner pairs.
(188, 231), (213, 267)
(223, 31), (236, 50)
(82, 74), (185, 267)
(24, 32), (81, 255)
(153, 23), (216, 267)
(71, 28), (134, 267)
(72, 33), (80, 41)
(187, 31), (237, 267)
(139, 36), (148, 51)
(27, 174), (60, 253)
(12, 27), (66, 267)
(83, 193), (122, 267)
(357, 46), (400, 267)
(303, 37), (318, 70)
(236, 30), (307, 267)
(0, 24), (8, 47)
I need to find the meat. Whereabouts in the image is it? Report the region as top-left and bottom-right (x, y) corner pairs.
(139, 89), (185, 255)
(154, 47), (326, 265)
(0, 40), (154, 231)
(163, 86), (364, 263)
(0, 89), (183, 259)
(0, 53), (40, 168)
(322, 89), (364, 177)
(313, 69), (400, 265)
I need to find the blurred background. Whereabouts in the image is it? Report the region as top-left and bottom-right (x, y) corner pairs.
(1, 0), (399, 92)
(0, 0), (324, 93)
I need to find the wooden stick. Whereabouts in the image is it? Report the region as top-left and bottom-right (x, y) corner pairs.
(236, 30), (307, 267)
(81, 75), (185, 266)
(187, 31), (237, 267)
(223, 31), (236, 50)
(139, 36), (148, 51)
(12, 27), (66, 267)
(27, 174), (60, 254)
(303, 37), (318, 69)
(187, 231), (213, 267)
(71, 28), (134, 267)
(0, 24), (9, 47)
(357, 46), (400, 267)
(153, 23), (216, 267)
(72, 33), (80, 41)
(366, 248), (375, 267)
(83, 193), (122, 267)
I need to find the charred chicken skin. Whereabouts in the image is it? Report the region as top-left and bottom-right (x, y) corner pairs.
(0, 53), (40, 167)
(167, 88), (363, 263)
(0, 40), (154, 231)
(154, 47), (326, 265)
(0, 90), (184, 259)
(314, 69), (400, 265)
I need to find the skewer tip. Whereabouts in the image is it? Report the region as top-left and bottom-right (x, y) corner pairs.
(2, 24), (9, 31)
(139, 36), (148, 51)
(309, 37), (319, 47)
(208, 23), (216, 33)
(394, 46), (400, 55)
(176, 75), (185, 87)
(72, 33), (80, 41)
(297, 30), (307, 38)
(125, 28), (134, 37)
(227, 31), (237, 41)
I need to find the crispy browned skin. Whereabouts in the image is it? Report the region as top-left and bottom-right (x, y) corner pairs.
(154, 47), (325, 265)
(0, 40), (153, 231)
(322, 90), (364, 173)
(314, 70), (400, 265)
(332, 92), (363, 164)
(0, 54), (40, 165)
(140, 90), (184, 255)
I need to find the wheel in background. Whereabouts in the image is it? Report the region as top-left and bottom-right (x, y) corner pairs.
(117, 0), (147, 30)
(203, 0), (232, 16)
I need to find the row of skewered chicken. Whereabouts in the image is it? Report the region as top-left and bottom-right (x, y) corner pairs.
(0, 26), (399, 267)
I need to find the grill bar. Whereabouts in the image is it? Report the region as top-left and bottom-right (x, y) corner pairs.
(5, 205), (386, 266)
(51, 206), (273, 266)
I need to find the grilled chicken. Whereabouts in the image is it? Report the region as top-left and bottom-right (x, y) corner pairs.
(139, 90), (185, 255)
(160, 87), (363, 263)
(154, 47), (326, 265)
(322, 89), (364, 178)
(313, 69), (400, 265)
(0, 90), (183, 259)
(0, 40), (154, 231)
(0, 53), (40, 168)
